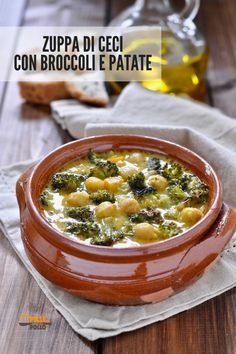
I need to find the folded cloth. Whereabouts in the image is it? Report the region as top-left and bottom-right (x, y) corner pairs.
(0, 84), (236, 341)
(52, 83), (236, 207)
(51, 83), (236, 148)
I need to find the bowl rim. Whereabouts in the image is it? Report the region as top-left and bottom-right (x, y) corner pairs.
(25, 134), (223, 255)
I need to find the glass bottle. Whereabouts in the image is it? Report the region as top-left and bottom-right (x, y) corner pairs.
(109, 0), (208, 100)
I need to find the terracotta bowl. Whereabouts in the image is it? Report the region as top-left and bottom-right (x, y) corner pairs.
(16, 135), (236, 305)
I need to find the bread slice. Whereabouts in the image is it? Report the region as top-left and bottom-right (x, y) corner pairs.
(19, 73), (70, 104)
(65, 73), (109, 107)
(19, 72), (109, 107)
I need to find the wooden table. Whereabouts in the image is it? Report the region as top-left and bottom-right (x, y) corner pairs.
(0, 1), (235, 353)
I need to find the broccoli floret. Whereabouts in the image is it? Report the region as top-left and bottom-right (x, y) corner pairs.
(162, 162), (183, 181)
(128, 172), (157, 197)
(177, 174), (193, 190)
(90, 225), (133, 246)
(121, 224), (134, 237)
(128, 172), (146, 191)
(147, 159), (183, 181)
(170, 174), (209, 204)
(191, 185), (209, 203)
(135, 186), (157, 197)
(130, 207), (163, 224)
(87, 149), (119, 179)
(90, 231), (123, 246)
(147, 157), (162, 171)
(89, 160), (119, 179)
(51, 172), (85, 192)
(188, 180), (209, 203)
(90, 234), (113, 246)
(87, 149), (99, 164)
(128, 172), (157, 199)
(65, 221), (99, 238)
(138, 193), (160, 209)
(156, 221), (183, 239)
(65, 206), (94, 221)
(40, 190), (53, 207)
(90, 190), (115, 204)
(167, 185), (187, 202)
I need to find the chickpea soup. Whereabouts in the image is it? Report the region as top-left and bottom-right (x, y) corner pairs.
(40, 149), (209, 247)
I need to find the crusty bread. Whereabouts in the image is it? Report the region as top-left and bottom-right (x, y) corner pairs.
(65, 76), (109, 107)
(19, 72), (109, 107)
(19, 74), (109, 107)
(19, 80), (70, 105)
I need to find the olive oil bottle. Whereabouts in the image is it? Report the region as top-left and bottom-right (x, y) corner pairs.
(108, 0), (208, 101)
(142, 31), (208, 100)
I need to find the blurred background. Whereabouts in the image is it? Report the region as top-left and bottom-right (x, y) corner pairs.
(0, 0), (236, 116)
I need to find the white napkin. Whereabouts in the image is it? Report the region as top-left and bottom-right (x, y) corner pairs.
(52, 83), (236, 207)
(0, 83), (236, 341)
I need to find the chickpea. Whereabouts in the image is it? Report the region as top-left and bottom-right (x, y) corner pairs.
(119, 165), (138, 180)
(133, 223), (158, 242)
(119, 198), (141, 215)
(85, 177), (105, 192)
(181, 207), (203, 225)
(104, 176), (124, 192)
(64, 191), (89, 207)
(128, 152), (144, 164)
(148, 175), (168, 191)
(95, 202), (116, 219)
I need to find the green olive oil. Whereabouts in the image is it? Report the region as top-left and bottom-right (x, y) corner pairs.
(109, 31), (208, 101)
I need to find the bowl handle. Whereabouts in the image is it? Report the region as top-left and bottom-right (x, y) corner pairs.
(16, 165), (35, 213)
(173, 203), (236, 289)
(228, 207), (236, 229)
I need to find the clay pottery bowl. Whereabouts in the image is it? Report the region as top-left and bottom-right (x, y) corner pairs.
(16, 135), (236, 305)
